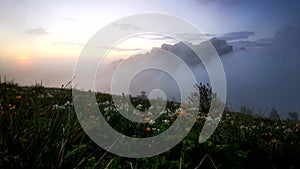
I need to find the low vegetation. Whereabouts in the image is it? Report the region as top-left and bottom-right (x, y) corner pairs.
(0, 82), (299, 169)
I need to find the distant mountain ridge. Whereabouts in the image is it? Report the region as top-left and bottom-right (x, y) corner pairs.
(113, 38), (233, 67)
(160, 38), (233, 66)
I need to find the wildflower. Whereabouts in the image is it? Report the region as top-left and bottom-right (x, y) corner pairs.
(240, 125), (249, 130)
(295, 124), (300, 132)
(149, 119), (155, 124)
(0, 110), (4, 115)
(214, 116), (221, 122)
(162, 119), (170, 125)
(9, 105), (16, 110)
(206, 116), (212, 122)
(136, 104), (143, 110)
(159, 110), (167, 115)
(16, 95), (22, 99)
(175, 112), (181, 115)
(230, 120), (234, 126)
(200, 113), (206, 117)
(144, 117), (150, 121)
(38, 95), (44, 98)
(146, 127), (151, 132)
(133, 109), (139, 115)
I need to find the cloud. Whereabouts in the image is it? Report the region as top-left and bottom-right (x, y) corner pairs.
(194, 0), (240, 6)
(176, 33), (216, 41)
(218, 31), (255, 41)
(138, 33), (216, 42)
(53, 41), (85, 47)
(61, 17), (83, 22)
(53, 41), (144, 52)
(26, 28), (48, 35)
(113, 23), (141, 30)
(95, 46), (144, 52)
(139, 35), (174, 41)
(111, 47), (144, 52)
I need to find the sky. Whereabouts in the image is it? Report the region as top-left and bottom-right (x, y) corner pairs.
(1, 0), (299, 61)
(1, 0), (300, 114)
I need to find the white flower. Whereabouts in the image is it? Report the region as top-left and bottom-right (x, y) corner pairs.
(160, 110), (167, 115)
(214, 116), (221, 123)
(284, 128), (293, 134)
(206, 116), (212, 122)
(136, 104), (143, 109)
(162, 119), (170, 125)
(47, 93), (54, 98)
(149, 119), (155, 124)
(53, 104), (65, 110)
(38, 94), (44, 98)
(133, 109), (139, 115)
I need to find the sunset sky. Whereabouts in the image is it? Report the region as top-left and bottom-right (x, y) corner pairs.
(0, 0), (300, 86)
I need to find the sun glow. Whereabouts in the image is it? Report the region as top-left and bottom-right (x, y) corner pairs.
(18, 56), (30, 60)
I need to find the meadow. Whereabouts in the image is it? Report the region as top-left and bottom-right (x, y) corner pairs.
(0, 82), (299, 169)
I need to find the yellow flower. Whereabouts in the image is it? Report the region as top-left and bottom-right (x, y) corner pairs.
(271, 138), (276, 143)
(9, 105), (16, 110)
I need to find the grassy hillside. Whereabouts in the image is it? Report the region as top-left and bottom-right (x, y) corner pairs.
(0, 82), (299, 169)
